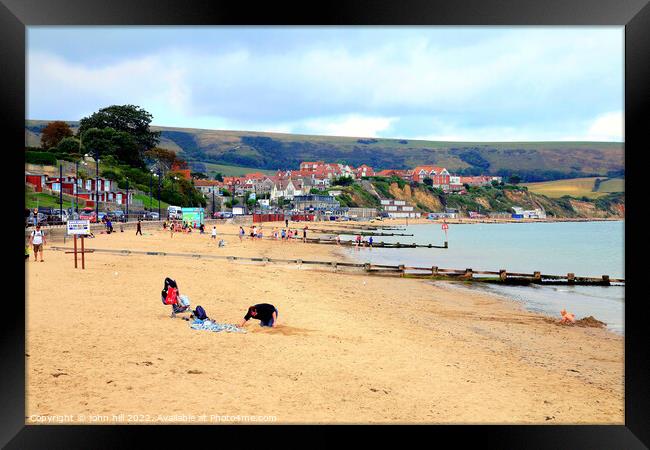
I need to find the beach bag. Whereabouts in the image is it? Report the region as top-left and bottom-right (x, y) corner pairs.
(194, 305), (208, 320)
(164, 287), (178, 305)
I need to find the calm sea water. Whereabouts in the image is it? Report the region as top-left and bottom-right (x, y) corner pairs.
(340, 221), (625, 334)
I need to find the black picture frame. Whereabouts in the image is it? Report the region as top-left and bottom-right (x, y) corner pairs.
(3, 0), (648, 447)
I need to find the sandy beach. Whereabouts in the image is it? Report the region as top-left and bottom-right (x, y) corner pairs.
(25, 220), (624, 424)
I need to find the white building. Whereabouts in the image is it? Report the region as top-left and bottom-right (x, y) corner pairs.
(380, 199), (421, 218)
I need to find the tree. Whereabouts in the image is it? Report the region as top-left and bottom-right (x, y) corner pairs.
(144, 147), (180, 170)
(78, 105), (160, 162)
(191, 172), (208, 179)
(422, 177), (433, 186)
(212, 172), (224, 182)
(508, 175), (521, 185)
(56, 137), (82, 154)
(41, 121), (73, 149)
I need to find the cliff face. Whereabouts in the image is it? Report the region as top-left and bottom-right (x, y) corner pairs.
(369, 181), (624, 219)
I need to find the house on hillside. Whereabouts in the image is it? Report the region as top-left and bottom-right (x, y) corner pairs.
(270, 178), (303, 201)
(412, 165), (451, 187)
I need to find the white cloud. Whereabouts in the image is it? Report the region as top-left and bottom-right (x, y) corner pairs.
(585, 111), (624, 141)
(298, 115), (397, 138)
(27, 28), (623, 141)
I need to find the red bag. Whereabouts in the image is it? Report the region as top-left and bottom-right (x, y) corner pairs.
(164, 287), (178, 305)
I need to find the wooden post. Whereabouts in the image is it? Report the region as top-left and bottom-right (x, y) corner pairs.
(431, 266), (438, 276)
(444, 241), (448, 248)
(398, 264), (405, 277)
(73, 235), (78, 268)
(499, 270), (507, 281)
(567, 273), (575, 284)
(602, 275), (610, 285)
(533, 271), (541, 283)
(80, 235), (85, 270)
(364, 263), (371, 272)
(465, 268), (473, 279)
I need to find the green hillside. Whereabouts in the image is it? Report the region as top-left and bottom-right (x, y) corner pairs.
(26, 120), (624, 182)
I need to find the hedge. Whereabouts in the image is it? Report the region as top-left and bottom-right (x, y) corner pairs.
(25, 151), (57, 166)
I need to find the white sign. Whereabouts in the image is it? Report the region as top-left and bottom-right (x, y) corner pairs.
(249, 193), (257, 200)
(259, 199), (270, 207)
(67, 219), (91, 235)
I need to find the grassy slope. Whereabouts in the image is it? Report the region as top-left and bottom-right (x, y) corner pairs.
(525, 178), (603, 199)
(597, 178), (625, 193)
(25, 186), (79, 210)
(202, 162), (276, 177)
(524, 177), (625, 199)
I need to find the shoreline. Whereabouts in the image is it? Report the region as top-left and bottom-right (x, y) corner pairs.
(26, 223), (623, 423)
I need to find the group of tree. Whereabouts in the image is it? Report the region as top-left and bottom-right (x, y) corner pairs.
(32, 104), (207, 208)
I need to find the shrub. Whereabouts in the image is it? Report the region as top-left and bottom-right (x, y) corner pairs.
(25, 151), (57, 166)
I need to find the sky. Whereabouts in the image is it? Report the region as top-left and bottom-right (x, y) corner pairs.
(27, 27), (624, 142)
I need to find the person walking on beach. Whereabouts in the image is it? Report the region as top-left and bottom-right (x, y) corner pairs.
(136, 219), (142, 236)
(238, 303), (278, 328)
(302, 226), (308, 243)
(211, 226), (217, 240)
(285, 218), (289, 228)
(368, 236), (373, 248)
(29, 224), (46, 262)
(239, 226), (245, 242)
(281, 228), (286, 241)
(336, 234), (341, 245)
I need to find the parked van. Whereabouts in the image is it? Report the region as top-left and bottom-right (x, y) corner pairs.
(167, 205), (183, 220)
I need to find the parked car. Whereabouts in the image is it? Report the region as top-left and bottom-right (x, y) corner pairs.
(145, 211), (160, 220)
(48, 210), (69, 224)
(79, 208), (97, 223)
(25, 212), (47, 227)
(112, 210), (127, 222)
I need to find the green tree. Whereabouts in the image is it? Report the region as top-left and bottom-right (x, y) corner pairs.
(508, 175), (521, 185)
(56, 136), (82, 154)
(212, 172), (224, 182)
(40, 121), (73, 149)
(78, 105), (160, 165)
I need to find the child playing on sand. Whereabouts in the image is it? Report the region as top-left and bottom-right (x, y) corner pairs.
(239, 226), (245, 242)
(211, 226), (217, 240)
(559, 309), (576, 324)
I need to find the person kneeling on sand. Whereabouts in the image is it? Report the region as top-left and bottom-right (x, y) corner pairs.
(238, 303), (278, 328)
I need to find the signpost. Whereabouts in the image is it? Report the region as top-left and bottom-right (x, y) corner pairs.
(67, 219), (91, 269)
(442, 221), (449, 246)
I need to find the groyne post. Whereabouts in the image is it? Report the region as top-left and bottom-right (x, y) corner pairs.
(533, 271), (541, 283)
(568, 273), (575, 284)
(431, 266), (438, 276)
(499, 270), (507, 281)
(464, 268), (473, 280)
(602, 275), (610, 286)
(398, 264), (405, 277)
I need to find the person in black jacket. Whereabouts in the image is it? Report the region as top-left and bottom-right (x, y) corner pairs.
(238, 303), (278, 328)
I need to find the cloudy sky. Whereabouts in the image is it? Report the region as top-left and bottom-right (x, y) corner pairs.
(27, 27), (624, 142)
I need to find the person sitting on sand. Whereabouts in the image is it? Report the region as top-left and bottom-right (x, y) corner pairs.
(559, 309), (576, 324)
(238, 303), (278, 328)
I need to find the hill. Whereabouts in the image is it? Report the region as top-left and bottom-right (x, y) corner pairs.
(26, 120), (624, 182)
(524, 177), (625, 199)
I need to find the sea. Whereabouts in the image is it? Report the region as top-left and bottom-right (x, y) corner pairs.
(339, 221), (625, 335)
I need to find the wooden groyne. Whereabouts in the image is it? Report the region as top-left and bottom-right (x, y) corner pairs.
(49, 246), (623, 286)
(309, 229), (414, 237)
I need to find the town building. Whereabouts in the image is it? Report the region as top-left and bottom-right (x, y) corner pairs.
(293, 194), (341, 211)
(379, 199), (420, 218)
